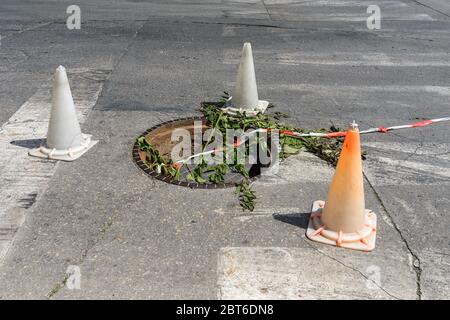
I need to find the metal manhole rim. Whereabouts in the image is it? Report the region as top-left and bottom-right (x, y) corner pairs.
(132, 116), (260, 189)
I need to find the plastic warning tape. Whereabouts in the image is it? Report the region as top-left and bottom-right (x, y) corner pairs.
(276, 117), (450, 138)
(175, 117), (450, 164)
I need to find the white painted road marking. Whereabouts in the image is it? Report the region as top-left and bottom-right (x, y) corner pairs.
(375, 156), (450, 179)
(273, 13), (433, 22)
(363, 142), (450, 161)
(217, 247), (416, 299)
(264, 0), (407, 7)
(223, 81), (450, 96)
(274, 52), (450, 67)
(362, 143), (450, 186)
(0, 69), (107, 263)
(223, 51), (450, 67)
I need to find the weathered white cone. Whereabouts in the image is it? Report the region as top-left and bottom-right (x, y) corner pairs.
(29, 66), (97, 161)
(224, 42), (269, 116)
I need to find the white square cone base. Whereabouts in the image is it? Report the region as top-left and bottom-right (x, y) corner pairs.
(29, 134), (97, 162)
(222, 100), (269, 116)
(306, 200), (377, 252)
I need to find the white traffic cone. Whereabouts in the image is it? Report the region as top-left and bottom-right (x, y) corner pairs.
(223, 43), (269, 116)
(29, 66), (97, 161)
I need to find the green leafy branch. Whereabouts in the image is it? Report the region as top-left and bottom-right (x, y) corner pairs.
(137, 136), (181, 178)
(138, 93), (366, 212)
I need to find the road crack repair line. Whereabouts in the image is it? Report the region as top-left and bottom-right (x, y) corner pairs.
(413, 0), (450, 18)
(45, 20), (150, 299)
(261, 0), (273, 21)
(300, 237), (402, 300)
(46, 216), (116, 299)
(363, 172), (423, 300)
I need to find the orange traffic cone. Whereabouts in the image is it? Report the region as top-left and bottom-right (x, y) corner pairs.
(306, 121), (377, 251)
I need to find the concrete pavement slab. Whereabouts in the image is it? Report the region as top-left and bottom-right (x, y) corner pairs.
(0, 0), (449, 299)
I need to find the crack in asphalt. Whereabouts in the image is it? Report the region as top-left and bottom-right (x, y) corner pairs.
(1, 21), (54, 40)
(412, 0), (450, 18)
(7, 3), (444, 299)
(363, 172), (423, 300)
(46, 212), (119, 298)
(190, 20), (296, 30)
(261, 0), (273, 21)
(401, 139), (425, 162)
(92, 19), (147, 110)
(300, 236), (401, 300)
(45, 20), (148, 299)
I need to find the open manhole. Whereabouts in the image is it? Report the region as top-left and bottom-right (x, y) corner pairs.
(132, 117), (268, 189)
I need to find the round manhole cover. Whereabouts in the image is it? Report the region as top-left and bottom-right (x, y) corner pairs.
(132, 117), (264, 189)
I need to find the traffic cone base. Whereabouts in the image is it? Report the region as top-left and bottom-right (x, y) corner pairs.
(29, 66), (97, 162)
(222, 98), (269, 116)
(306, 200), (377, 252)
(29, 133), (97, 161)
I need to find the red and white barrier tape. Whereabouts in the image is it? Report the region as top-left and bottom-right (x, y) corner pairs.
(175, 117), (450, 164)
(278, 116), (450, 138)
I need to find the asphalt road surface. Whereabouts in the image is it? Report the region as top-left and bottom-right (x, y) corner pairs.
(0, 0), (449, 299)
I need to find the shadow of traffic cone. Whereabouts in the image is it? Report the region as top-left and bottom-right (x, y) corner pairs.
(223, 42), (269, 116)
(306, 121), (377, 251)
(29, 66), (97, 161)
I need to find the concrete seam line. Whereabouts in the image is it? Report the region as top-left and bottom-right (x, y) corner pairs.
(300, 238), (402, 300)
(412, 0), (450, 18)
(92, 20), (147, 111)
(363, 172), (423, 300)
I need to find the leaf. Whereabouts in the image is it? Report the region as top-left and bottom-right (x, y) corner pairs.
(196, 175), (208, 184)
(137, 136), (151, 151)
(195, 92), (368, 210)
(282, 144), (301, 155)
(186, 172), (195, 181)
